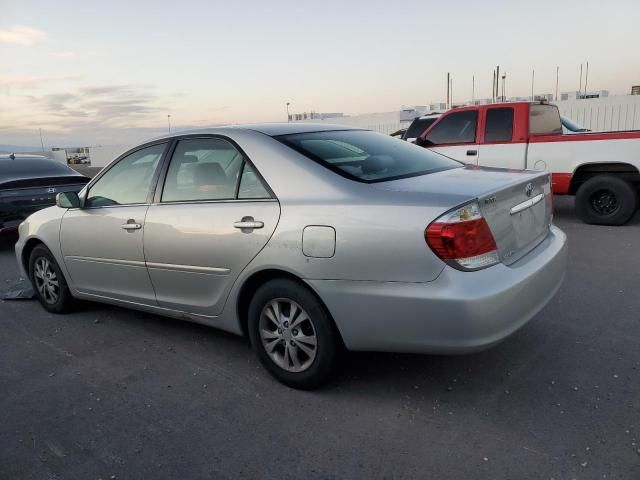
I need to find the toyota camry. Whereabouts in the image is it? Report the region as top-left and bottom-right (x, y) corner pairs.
(15, 124), (567, 388)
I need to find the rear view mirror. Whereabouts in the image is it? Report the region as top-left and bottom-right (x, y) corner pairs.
(56, 191), (80, 209)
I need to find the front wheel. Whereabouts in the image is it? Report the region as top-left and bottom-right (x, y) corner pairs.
(575, 175), (638, 226)
(248, 279), (341, 389)
(29, 244), (74, 313)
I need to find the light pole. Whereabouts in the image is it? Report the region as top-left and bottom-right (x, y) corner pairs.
(167, 114), (171, 132)
(286, 102), (291, 122)
(501, 73), (507, 101)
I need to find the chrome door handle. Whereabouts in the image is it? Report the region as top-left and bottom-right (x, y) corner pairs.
(234, 219), (264, 229)
(121, 222), (142, 230)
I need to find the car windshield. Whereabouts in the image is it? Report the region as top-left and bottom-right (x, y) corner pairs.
(276, 129), (460, 183)
(561, 116), (590, 132)
(403, 117), (438, 139)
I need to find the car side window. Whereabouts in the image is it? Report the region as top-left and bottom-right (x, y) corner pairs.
(424, 111), (478, 145)
(85, 143), (165, 207)
(162, 138), (244, 202)
(238, 162), (271, 199)
(484, 108), (514, 142)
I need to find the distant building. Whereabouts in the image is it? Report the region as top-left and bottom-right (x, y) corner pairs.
(560, 90), (609, 101)
(289, 112), (344, 121)
(632, 86), (640, 95)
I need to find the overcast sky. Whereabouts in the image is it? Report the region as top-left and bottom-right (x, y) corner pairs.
(1, 0), (639, 147)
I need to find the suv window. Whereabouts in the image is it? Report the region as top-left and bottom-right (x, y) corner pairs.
(484, 108), (514, 142)
(276, 130), (460, 183)
(529, 104), (562, 136)
(86, 143), (165, 207)
(162, 138), (244, 202)
(424, 111), (478, 145)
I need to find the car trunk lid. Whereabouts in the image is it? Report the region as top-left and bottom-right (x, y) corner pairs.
(372, 165), (553, 266)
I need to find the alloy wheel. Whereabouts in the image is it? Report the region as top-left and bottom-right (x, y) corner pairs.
(259, 298), (317, 373)
(33, 257), (59, 305)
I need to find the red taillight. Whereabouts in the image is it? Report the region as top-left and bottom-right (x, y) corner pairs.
(425, 202), (499, 271)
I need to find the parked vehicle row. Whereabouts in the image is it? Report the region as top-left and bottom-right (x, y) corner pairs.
(15, 124), (567, 388)
(407, 102), (640, 225)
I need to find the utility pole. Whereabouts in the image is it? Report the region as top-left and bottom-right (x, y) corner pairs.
(531, 70), (535, 101)
(492, 70), (496, 103)
(286, 102), (291, 122)
(555, 66), (559, 102)
(450, 77), (453, 107)
(446, 72), (450, 109)
(167, 114), (171, 132)
(584, 61), (589, 97)
(579, 64), (583, 98)
(496, 66), (500, 101)
(472, 75), (475, 103)
(39, 128), (45, 152)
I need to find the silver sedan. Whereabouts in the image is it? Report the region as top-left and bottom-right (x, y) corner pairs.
(15, 124), (567, 388)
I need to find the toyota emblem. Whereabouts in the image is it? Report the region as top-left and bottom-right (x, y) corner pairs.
(525, 183), (533, 198)
(47, 188), (56, 194)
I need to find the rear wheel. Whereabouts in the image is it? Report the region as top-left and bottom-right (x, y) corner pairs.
(248, 279), (341, 389)
(29, 245), (73, 313)
(575, 175), (638, 225)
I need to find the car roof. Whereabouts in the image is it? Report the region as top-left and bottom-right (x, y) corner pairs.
(0, 155), (83, 184)
(152, 123), (361, 142)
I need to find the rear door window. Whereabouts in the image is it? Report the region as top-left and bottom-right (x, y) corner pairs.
(529, 104), (562, 136)
(424, 111), (478, 145)
(484, 108), (514, 142)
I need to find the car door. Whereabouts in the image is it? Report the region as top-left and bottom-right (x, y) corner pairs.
(422, 110), (479, 163)
(476, 106), (527, 169)
(143, 136), (280, 316)
(60, 142), (167, 304)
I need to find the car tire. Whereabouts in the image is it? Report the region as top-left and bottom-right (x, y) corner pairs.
(575, 175), (638, 226)
(248, 278), (341, 389)
(29, 244), (73, 314)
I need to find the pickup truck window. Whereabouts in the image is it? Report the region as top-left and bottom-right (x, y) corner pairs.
(484, 108), (514, 142)
(424, 111), (477, 145)
(529, 104), (562, 136)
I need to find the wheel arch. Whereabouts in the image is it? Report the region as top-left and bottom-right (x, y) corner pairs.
(21, 237), (46, 274)
(569, 162), (640, 195)
(235, 268), (345, 346)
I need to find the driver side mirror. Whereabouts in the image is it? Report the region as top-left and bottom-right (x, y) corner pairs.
(56, 191), (80, 209)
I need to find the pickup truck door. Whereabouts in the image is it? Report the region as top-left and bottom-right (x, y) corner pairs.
(476, 106), (527, 170)
(423, 110), (480, 164)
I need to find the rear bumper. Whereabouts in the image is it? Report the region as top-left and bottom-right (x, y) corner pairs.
(307, 225), (567, 354)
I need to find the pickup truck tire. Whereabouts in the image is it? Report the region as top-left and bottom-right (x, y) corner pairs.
(575, 175), (638, 226)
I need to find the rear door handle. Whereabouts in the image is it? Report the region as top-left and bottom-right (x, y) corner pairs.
(466, 149), (478, 156)
(121, 220), (142, 230)
(234, 217), (264, 230)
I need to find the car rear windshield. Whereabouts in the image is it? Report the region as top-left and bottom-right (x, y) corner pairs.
(276, 130), (460, 183)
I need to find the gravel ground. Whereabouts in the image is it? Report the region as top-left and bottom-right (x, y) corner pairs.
(0, 196), (639, 480)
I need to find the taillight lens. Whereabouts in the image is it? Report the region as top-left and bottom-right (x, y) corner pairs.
(425, 202), (499, 271)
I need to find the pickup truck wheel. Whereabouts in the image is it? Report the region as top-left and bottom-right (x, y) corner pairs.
(575, 175), (638, 225)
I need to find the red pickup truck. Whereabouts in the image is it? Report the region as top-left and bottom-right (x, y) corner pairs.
(417, 102), (640, 225)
